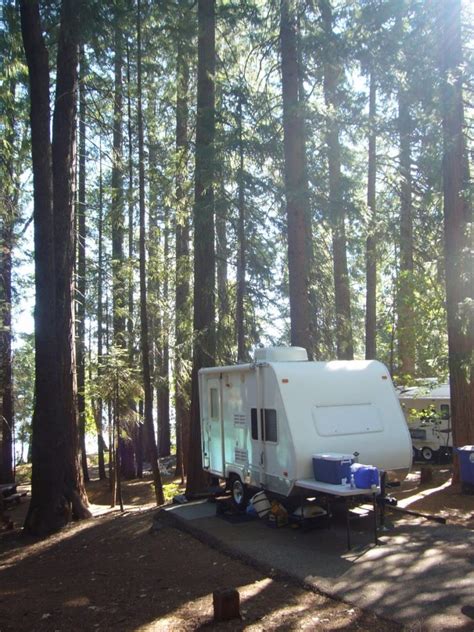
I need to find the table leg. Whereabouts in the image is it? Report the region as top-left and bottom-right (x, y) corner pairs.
(373, 493), (378, 545)
(380, 471), (386, 529)
(346, 497), (351, 550)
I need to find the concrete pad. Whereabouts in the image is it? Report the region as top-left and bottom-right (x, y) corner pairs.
(163, 500), (474, 630)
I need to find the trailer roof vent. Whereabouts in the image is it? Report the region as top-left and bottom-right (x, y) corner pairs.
(254, 346), (308, 363)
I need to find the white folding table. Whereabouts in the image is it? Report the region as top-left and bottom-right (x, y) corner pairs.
(295, 478), (381, 549)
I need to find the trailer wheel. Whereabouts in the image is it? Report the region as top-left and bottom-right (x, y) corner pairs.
(230, 476), (248, 510)
(421, 447), (434, 462)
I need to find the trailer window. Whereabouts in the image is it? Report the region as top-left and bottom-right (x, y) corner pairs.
(263, 409), (277, 442)
(210, 388), (219, 420)
(410, 428), (427, 440)
(251, 409), (258, 439)
(250, 408), (277, 443)
(440, 404), (450, 420)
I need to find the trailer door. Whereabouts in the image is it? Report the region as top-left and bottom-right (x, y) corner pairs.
(205, 377), (224, 475)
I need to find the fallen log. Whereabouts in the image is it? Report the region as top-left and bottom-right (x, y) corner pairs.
(390, 505), (446, 524)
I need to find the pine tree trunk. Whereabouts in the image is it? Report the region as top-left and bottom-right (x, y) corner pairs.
(397, 87), (415, 380)
(21, 2), (62, 532)
(186, 0), (216, 496)
(438, 0), (474, 457)
(77, 45), (89, 482)
(280, 0), (312, 355)
(0, 61), (16, 484)
(0, 200), (14, 484)
(236, 94), (248, 362)
(111, 13), (125, 348)
(126, 42), (135, 364)
(137, 0), (164, 505)
(296, 11), (319, 359)
(157, 325), (171, 459)
(146, 108), (162, 461)
(144, 115), (159, 466)
(125, 43), (140, 477)
(158, 212), (171, 458)
(127, 43), (134, 366)
(365, 72), (377, 360)
(51, 0), (89, 516)
(21, 0), (90, 535)
(96, 146), (106, 480)
(216, 187), (230, 360)
(174, 29), (191, 480)
(319, 0), (353, 360)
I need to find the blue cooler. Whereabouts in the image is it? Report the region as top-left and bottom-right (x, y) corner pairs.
(455, 446), (474, 493)
(312, 453), (353, 485)
(351, 463), (380, 489)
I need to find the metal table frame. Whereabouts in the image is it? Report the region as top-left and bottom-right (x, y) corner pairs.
(295, 478), (380, 550)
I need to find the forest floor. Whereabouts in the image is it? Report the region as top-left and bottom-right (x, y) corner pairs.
(0, 462), (473, 631)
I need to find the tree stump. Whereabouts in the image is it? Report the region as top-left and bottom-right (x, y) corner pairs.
(213, 588), (240, 622)
(420, 466), (433, 485)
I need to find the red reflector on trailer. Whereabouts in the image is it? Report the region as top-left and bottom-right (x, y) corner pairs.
(282, 378), (289, 383)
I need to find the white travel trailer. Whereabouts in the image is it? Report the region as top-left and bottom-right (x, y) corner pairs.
(199, 346), (412, 506)
(397, 383), (452, 462)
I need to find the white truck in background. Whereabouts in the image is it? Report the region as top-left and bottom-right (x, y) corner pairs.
(397, 383), (452, 462)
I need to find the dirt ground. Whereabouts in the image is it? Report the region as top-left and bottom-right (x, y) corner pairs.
(0, 462), (473, 631)
(390, 463), (474, 529)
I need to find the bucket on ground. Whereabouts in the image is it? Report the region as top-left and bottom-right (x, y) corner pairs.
(455, 446), (474, 494)
(250, 491), (271, 518)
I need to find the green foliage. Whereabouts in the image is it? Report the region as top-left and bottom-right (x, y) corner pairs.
(12, 334), (34, 461)
(93, 346), (143, 423)
(162, 480), (185, 503)
(6, 0), (471, 469)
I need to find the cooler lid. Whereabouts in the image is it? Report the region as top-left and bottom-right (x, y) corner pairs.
(312, 453), (353, 461)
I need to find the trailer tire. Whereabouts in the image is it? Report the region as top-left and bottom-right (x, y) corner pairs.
(230, 476), (248, 510)
(421, 447), (435, 462)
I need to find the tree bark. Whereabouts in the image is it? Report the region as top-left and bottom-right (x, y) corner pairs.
(77, 45), (89, 482)
(174, 26), (191, 481)
(0, 38), (17, 483)
(20, 2), (60, 532)
(236, 94), (248, 363)
(438, 0), (474, 457)
(319, 0), (353, 360)
(137, 0), (164, 505)
(397, 87), (416, 380)
(158, 203), (171, 458)
(365, 72), (377, 360)
(186, 0), (216, 496)
(146, 106), (161, 463)
(216, 184), (231, 361)
(111, 11), (125, 348)
(125, 41), (141, 478)
(21, 0), (90, 535)
(0, 207), (14, 484)
(280, 0), (312, 355)
(96, 145), (106, 480)
(297, 13), (319, 359)
(126, 41), (135, 365)
(51, 0), (89, 517)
